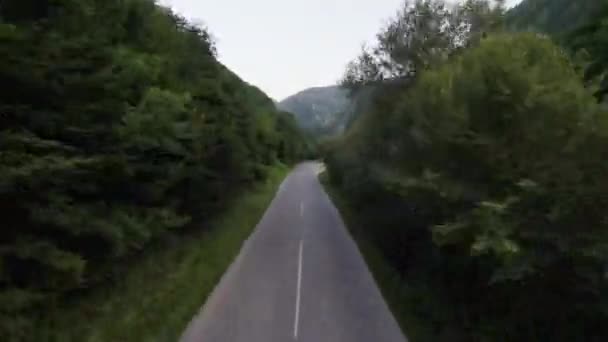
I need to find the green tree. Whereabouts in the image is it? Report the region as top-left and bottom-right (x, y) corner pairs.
(326, 23), (608, 342)
(565, 4), (608, 100)
(342, 0), (505, 89)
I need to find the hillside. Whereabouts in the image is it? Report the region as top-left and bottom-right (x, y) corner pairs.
(0, 0), (309, 339)
(507, 0), (601, 34)
(277, 86), (351, 136)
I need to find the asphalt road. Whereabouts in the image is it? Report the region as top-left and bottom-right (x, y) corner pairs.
(180, 162), (407, 342)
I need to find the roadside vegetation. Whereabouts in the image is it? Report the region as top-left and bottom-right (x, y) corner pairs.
(0, 0), (308, 340)
(323, 0), (608, 340)
(321, 173), (444, 341)
(32, 165), (288, 342)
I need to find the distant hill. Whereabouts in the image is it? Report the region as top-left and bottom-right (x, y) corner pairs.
(507, 0), (601, 34)
(277, 86), (352, 136)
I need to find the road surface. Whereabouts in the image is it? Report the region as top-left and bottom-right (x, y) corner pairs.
(180, 162), (407, 342)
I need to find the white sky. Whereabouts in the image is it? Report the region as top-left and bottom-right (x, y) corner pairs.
(161, 0), (523, 101)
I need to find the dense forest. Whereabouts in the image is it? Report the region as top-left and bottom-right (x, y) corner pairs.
(324, 0), (608, 340)
(507, 0), (601, 34)
(0, 0), (309, 339)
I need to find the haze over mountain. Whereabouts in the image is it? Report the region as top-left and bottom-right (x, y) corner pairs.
(277, 86), (352, 136)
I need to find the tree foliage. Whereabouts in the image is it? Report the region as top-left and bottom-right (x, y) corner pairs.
(342, 0), (504, 90)
(0, 0), (309, 337)
(325, 1), (608, 340)
(565, 4), (608, 100)
(507, 0), (601, 34)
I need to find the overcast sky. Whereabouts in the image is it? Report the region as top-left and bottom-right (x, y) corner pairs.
(161, 0), (523, 101)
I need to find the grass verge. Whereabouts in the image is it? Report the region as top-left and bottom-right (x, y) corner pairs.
(319, 172), (440, 342)
(33, 164), (289, 342)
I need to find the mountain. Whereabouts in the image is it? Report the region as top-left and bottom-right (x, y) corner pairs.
(277, 86), (352, 136)
(507, 0), (601, 34)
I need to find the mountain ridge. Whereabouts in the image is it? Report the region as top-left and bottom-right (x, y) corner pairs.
(277, 85), (351, 136)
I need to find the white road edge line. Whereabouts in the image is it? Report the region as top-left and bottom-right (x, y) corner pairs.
(294, 239), (303, 339)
